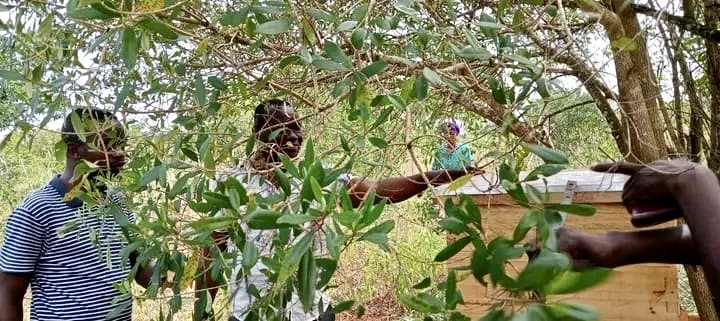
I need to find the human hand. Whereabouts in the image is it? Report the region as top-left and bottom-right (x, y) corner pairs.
(590, 159), (713, 228)
(527, 227), (616, 271)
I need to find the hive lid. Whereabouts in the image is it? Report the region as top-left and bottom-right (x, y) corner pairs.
(434, 169), (629, 196)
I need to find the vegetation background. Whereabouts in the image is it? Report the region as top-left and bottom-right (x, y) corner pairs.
(0, 0), (716, 319)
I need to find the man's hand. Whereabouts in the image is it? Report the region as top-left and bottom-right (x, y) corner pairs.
(591, 159), (713, 227)
(526, 228), (616, 271)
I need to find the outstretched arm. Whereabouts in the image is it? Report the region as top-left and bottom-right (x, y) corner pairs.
(556, 225), (700, 270)
(345, 169), (472, 207)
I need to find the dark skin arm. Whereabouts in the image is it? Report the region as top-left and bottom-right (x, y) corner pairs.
(346, 169), (473, 207)
(557, 160), (720, 314)
(556, 225), (700, 270)
(0, 272), (30, 321)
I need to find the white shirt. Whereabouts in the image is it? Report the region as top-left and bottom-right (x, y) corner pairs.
(213, 163), (353, 321)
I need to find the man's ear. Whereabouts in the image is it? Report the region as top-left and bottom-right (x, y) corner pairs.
(66, 142), (86, 160)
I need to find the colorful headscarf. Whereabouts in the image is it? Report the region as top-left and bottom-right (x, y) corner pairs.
(442, 120), (461, 135)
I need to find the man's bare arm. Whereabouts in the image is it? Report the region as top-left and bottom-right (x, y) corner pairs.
(0, 272), (30, 321)
(346, 169), (473, 207)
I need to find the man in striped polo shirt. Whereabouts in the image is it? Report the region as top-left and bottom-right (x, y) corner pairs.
(0, 108), (153, 320)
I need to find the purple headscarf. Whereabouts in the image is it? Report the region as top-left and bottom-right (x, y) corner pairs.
(443, 120), (460, 135)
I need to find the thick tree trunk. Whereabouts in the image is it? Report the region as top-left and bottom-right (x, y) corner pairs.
(576, 0), (664, 162)
(704, 0), (720, 172)
(612, 0), (669, 157)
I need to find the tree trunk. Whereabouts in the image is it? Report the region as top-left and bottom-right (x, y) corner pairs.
(704, 0), (720, 172)
(612, 0), (669, 157)
(575, 0), (664, 162)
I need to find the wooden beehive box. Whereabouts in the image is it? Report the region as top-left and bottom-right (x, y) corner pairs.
(434, 169), (680, 321)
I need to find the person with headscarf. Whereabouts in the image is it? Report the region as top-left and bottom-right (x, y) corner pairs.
(432, 120), (473, 171)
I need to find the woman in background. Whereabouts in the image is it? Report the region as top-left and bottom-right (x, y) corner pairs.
(432, 120), (473, 171)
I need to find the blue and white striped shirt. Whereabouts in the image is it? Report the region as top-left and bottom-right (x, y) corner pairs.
(0, 175), (135, 320)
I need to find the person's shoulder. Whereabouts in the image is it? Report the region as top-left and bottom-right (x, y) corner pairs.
(17, 183), (64, 216)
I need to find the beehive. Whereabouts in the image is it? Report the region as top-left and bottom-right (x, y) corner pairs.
(434, 169), (680, 321)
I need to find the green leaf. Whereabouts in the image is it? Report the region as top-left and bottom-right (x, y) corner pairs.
(360, 60), (388, 78)
(489, 78), (507, 104)
(280, 55), (301, 68)
(324, 40), (351, 68)
(285, 232), (315, 268)
(525, 184), (545, 204)
(446, 173), (473, 191)
(400, 293), (443, 314)
(189, 215), (237, 232)
(477, 21), (505, 29)
(394, 4), (420, 16)
(546, 302), (599, 321)
(513, 210), (537, 242)
(208, 76), (228, 90)
(543, 267), (612, 295)
(412, 277), (432, 289)
(440, 216), (468, 235)
(300, 19), (317, 45)
(138, 18), (178, 40)
(273, 167), (292, 197)
(422, 67), (443, 85)
(545, 203), (596, 216)
(516, 250), (570, 290)
(445, 270), (462, 310)
(168, 172), (194, 198)
(524, 164), (565, 182)
(307, 7), (336, 22)
(139, 164), (167, 187)
(453, 45), (492, 60)
(368, 137), (388, 148)
(312, 57), (348, 71)
(523, 143), (568, 164)
(331, 300), (355, 314)
(114, 85), (130, 112)
(219, 10), (248, 26)
(54, 140), (67, 162)
(68, 7), (115, 20)
(413, 74), (429, 100)
(0, 70), (25, 81)
(257, 19), (291, 35)
(246, 209), (287, 229)
(434, 236), (472, 262)
(359, 220), (395, 250)
(120, 27), (139, 69)
(194, 76), (207, 106)
(297, 249), (317, 312)
(351, 28), (367, 49)
(536, 77), (550, 98)
(276, 214), (316, 225)
(242, 240), (259, 269)
(337, 20), (357, 32)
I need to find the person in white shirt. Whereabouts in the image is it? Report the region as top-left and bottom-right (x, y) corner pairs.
(195, 99), (477, 321)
